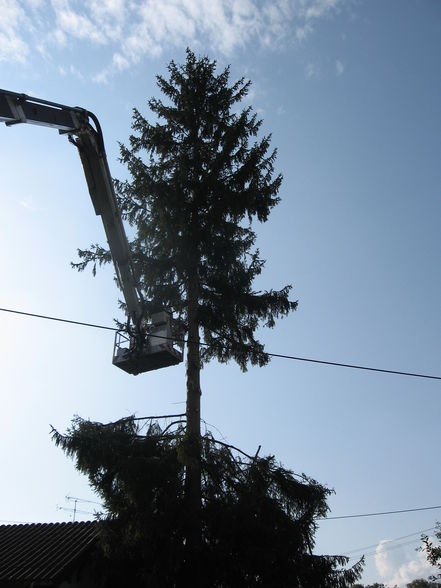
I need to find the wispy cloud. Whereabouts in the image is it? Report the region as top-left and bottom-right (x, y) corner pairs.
(18, 198), (41, 212)
(305, 61), (320, 79)
(51, 0), (107, 45)
(335, 59), (344, 76)
(92, 0), (297, 81)
(300, 0), (341, 20)
(2, 0), (347, 80)
(0, 0), (29, 62)
(69, 64), (85, 80)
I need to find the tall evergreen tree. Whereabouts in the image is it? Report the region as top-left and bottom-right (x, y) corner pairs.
(75, 48), (296, 572)
(52, 416), (364, 587)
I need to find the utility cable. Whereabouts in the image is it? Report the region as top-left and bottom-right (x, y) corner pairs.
(319, 504), (441, 521)
(342, 526), (436, 557)
(348, 537), (426, 561)
(349, 539), (432, 560)
(0, 307), (117, 331)
(266, 352), (441, 381)
(1, 306), (441, 381)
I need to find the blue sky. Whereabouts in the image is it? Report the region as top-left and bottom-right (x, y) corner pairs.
(1, 1), (441, 585)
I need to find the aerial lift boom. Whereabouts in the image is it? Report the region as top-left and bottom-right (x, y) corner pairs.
(0, 89), (183, 375)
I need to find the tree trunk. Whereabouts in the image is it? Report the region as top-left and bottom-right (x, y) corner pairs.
(184, 273), (201, 584)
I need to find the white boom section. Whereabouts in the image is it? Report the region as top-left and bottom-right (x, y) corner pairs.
(0, 89), (143, 325)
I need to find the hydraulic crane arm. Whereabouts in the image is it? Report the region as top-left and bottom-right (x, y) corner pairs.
(0, 88), (183, 375)
(0, 89), (143, 324)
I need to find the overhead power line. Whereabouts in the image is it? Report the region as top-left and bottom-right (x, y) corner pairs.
(343, 526), (436, 558)
(1, 306), (441, 381)
(267, 352), (441, 381)
(0, 307), (117, 331)
(320, 504), (441, 521)
(349, 537), (424, 561)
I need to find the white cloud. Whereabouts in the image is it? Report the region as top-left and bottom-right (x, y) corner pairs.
(295, 23), (313, 42)
(90, 0), (299, 80)
(112, 52), (130, 71)
(92, 69), (110, 85)
(2, 0), (348, 80)
(69, 64), (84, 80)
(89, 0), (126, 41)
(51, 28), (67, 46)
(18, 197), (40, 211)
(335, 59), (344, 75)
(302, 0), (341, 20)
(24, 0), (45, 8)
(305, 61), (320, 79)
(0, 0), (29, 62)
(375, 537), (439, 588)
(51, 0), (106, 44)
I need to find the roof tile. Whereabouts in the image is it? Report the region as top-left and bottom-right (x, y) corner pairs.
(0, 521), (98, 583)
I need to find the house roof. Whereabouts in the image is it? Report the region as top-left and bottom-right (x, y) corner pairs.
(0, 521), (98, 585)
